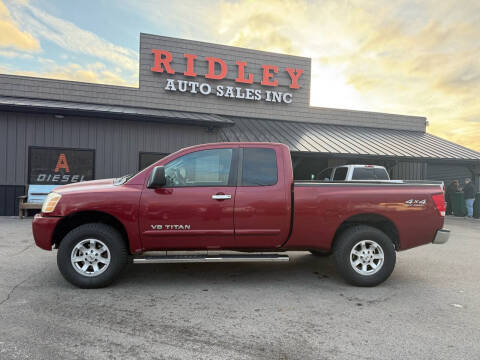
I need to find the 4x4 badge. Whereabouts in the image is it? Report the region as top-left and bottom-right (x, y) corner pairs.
(405, 199), (426, 207)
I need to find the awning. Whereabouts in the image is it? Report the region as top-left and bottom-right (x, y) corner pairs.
(0, 95), (234, 126)
(219, 117), (480, 161)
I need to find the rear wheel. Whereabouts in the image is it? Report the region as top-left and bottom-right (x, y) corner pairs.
(57, 223), (128, 288)
(333, 225), (396, 287)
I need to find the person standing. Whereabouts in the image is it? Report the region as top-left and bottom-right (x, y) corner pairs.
(445, 180), (459, 215)
(463, 178), (476, 217)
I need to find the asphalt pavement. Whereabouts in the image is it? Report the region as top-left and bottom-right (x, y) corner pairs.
(0, 216), (479, 360)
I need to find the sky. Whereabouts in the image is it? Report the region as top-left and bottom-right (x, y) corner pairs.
(0, 0), (479, 151)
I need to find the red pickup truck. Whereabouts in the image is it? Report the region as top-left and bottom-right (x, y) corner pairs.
(32, 142), (449, 288)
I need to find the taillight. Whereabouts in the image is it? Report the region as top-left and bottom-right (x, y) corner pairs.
(432, 193), (445, 217)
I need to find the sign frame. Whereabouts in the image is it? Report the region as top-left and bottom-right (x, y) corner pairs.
(27, 146), (96, 185)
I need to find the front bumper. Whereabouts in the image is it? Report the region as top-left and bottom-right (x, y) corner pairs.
(433, 228), (450, 244)
(32, 213), (62, 250)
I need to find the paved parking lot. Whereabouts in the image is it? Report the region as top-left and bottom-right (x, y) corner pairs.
(0, 216), (479, 360)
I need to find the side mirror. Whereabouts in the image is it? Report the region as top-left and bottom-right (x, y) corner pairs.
(147, 166), (166, 188)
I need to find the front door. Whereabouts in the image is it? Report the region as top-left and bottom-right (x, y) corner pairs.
(140, 147), (237, 250)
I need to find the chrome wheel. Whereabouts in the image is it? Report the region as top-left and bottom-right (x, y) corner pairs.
(71, 239), (111, 277)
(350, 240), (384, 276)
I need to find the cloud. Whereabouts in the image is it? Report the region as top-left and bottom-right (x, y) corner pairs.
(5, 60), (136, 86)
(4, 0), (138, 72)
(0, 49), (34, 58)
(199, 0), (480, 151)
(0, 0), (40, 51)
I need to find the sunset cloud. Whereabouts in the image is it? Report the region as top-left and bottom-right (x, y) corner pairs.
(203, 0), (480, 150)
(0, 0), (39, 51)
(2, 0), (138, 83)
(13, 3), (137, 71)
(1, 60), (136, 86)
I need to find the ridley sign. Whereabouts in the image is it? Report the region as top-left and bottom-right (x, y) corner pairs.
(151, 49), (305, 104)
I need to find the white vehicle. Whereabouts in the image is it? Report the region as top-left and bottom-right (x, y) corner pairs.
(317, 165), (390, 181)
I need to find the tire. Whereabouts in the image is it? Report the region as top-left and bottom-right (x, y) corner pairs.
(57, 223), (128, 288)
(333, 225), (396, 287)
(309, 250), (331, 257)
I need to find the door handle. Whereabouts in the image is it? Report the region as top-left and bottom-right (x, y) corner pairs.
(212, 194), (232, 200)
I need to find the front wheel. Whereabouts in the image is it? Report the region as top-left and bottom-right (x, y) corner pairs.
(57, 223), (128, 288)
(333, 225), (396, 287)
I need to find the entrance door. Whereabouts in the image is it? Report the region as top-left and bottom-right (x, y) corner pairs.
(140, 147), (237, 250)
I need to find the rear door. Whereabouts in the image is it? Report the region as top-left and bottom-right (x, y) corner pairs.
(233, 146), (291, 248)
(140, 147), (238, 250)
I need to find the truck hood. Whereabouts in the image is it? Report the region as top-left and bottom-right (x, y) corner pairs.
(54, 178), (115, 194)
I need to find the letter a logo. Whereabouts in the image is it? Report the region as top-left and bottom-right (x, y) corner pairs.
(55, 154), (70, 173)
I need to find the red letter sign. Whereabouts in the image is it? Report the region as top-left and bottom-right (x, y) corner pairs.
(184, 53), (197, 77)
(205, 57), (228, 80)
(285, 68), (304, 89)
(235, 61), (254, 84)
(151, 49), (175, 74)
(55, 154), (70, 173)
(261, 65), (278, 86)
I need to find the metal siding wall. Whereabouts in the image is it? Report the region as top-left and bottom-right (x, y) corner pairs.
(391, 161), (426, 180)
(426, 163), (473, 185)
(0, 111), (217, 186)
(327, 158), (348, 167)
(0, 185), (25, 216)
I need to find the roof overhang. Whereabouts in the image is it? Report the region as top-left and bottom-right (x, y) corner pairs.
(219, 117), (480, 162)
(0, 95), (234, 127)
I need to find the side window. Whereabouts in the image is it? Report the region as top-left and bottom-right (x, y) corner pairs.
(242, 148), (278, 186)
(164, 148), (233, 187)
(333, 167), (348, 180)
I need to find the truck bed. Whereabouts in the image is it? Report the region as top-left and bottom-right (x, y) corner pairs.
(286, 181), (445, 251)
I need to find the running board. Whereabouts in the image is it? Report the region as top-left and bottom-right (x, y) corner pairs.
(133, 253), (290, 264)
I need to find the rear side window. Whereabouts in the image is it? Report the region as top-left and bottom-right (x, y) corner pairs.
(333, 167), (348, 180)
(242, 148), (278, 186)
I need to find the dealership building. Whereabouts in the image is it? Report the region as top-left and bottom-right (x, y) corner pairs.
(1, 33), (479, 215)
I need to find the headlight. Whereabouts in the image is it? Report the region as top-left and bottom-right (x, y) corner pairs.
(42, 192), (62, 213)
